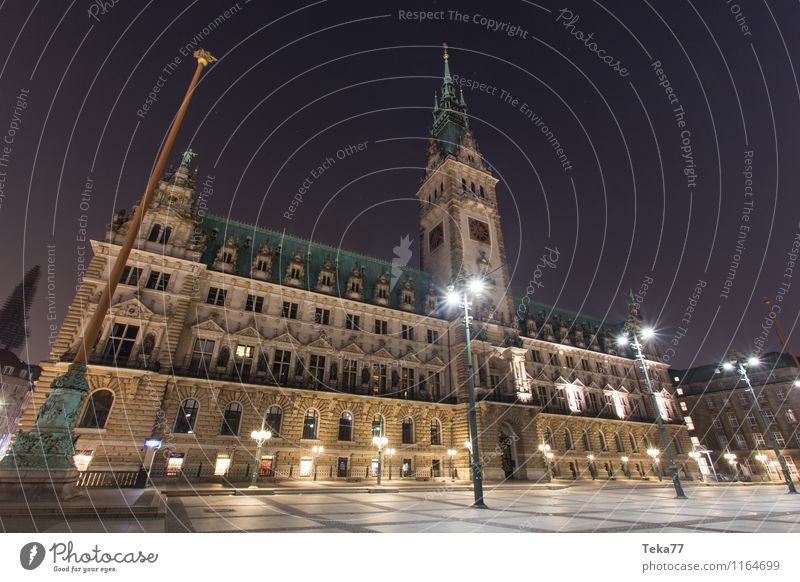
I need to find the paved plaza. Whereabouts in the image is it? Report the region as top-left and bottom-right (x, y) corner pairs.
(3, 482), (800, 533)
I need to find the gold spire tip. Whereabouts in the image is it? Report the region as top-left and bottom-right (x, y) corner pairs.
(194, 49), (217, 66)
(442, 42), (448, 60)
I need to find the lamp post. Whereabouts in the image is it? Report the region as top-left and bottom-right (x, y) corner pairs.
(754, 453), (771, 481)
(0, 49), (217, 501)
(386, 448), (396, 480)
(621, 456), (630, 478)
(538, 443), (552, 480)
(618, 292), (687, 498)
(587, 453), (596, 480)
(720, 353), (796, 493)
(723, 452), (739, 481)
(311, 445), (324, 481)
(373, 436), (388, 485)
(249, 428), (272, 488)
(464, 440), (473, 482)
(646, 448), (663, 481)
(447, 277), (488, 508)
(447, 448), (457, 481)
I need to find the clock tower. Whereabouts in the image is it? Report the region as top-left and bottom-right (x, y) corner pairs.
(417, 46), (516, 327)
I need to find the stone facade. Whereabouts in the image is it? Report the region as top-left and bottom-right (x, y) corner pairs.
(674, 352), (800, 482)
(0, 349), (40, 459)
(19, 51), (690, 483)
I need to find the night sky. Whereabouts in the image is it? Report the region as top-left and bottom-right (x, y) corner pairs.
(1, 0), (799, 370)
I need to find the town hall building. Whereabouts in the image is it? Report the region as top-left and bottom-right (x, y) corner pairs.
(20, 50), (690, 484)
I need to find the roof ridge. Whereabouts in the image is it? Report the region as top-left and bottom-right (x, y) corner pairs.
(206, 213), (429, 277)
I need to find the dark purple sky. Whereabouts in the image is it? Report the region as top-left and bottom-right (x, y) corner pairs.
(1, 0), (798, 369)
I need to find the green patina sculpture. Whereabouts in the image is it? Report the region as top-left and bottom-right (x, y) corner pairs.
(181, 148), (197, 167)
(0, 363), (89, 471)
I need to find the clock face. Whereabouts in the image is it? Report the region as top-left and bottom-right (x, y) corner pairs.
(429, 222), (444, 251)
(468, 218), (490, 243)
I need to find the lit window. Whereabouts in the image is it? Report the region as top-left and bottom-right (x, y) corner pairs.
(214, 455), (231, 476)
(73, 450), (93, 472)
(684, 416), (695, 431)
(167, 454), (185, 476)
(299, 458), (313, 477)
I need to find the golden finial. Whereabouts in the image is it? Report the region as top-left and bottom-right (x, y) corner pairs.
(443, 42), (449, 60)
(194, 49), (217, 67)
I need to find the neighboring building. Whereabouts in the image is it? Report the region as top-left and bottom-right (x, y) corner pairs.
(673, 351), (800, 482)
(21, 51), (689, 483)
(0, 349), (41, 459)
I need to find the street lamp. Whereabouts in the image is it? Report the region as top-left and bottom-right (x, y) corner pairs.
(587, 453), (596, 480)
(618, 291), (687, 498)
(249, 428), (272, 488)
(538, 443), (552, 480)
(386, 448), (396, 480)
(646, 448), (663, 481)
(447, 277), (488, 508)
(372, 435), (388, 485)
(755, 453), (772, 481)
(311, 445), (324, 481)
(721, 352), (797, 494)
(447, 448), (457, 481)
(724, 452), (739, 481)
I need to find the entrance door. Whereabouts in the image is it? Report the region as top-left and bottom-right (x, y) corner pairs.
(499, 433), (516, 479)
(337, 457), (348, 478)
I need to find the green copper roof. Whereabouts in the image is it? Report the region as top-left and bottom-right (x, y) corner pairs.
(432, 48), (469, 157)
(198, 214), (435, 314)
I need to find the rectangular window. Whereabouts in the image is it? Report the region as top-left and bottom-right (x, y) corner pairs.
(690, 436), (701, 447)
(299, 458), (313, 477)
(738, 392), (749, 405)
(776, 388), (786, 400)
(401, 324), (415, 340)
(119, 266), (142, 286)
(282, 301), (298, 319)
(167, 453), (185, 476)
(610, 364), (620, 376)
(735, 434), (748, 449)
(565, 355), (575, 368)
(426, 329), (439, 344)
(314, 307), (331, 325)
(345, 313), (360, 330)
(343, 359), (358, 388)
(145, 271), (170, 291)
(374, 319), (388, 335)
(207, 287), (226, 306)
(712, 418), (722, 429)
(716, 433), (729, 449)
(684, 416), (695, 431)
(765, 411), (776, 424)
(309, 354), (326, 385)
(705, 398), (716, 410)
(531, 350), (542, 364)
(746, 413), (758, 427)
(727, 413), (738, 426)
(753, 432), (766, 448)
(245, 294), (264, 313)
(581, 359), (591, 371)
(775, 432), (786, 447)
(102, 323), (139, 363)
(271, 350), (292, 384)
(190, 338), (215, 373)
(429, 371), (441, 400)
(371, 363), (387, 393)
(214, 455), (231, 476)
(401, 367), (416, 398)
(680, 402), (688, 412)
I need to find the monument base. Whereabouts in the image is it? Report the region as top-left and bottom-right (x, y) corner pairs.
(0, 469), (82, 502)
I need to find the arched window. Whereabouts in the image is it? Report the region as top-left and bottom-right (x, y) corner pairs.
(338, 411), (353, 441)
(220, 402), (242, 436)
(672, 437), (683, 454)
(430, 419), (442, 445)
(79, 390), (114, 429)
(643, 435), (653, 450)
(629, 433), (639, 452)
(599, 432), (608, 452)
(545, 427), (555, 449)
(564, 429), (574, 450)
(302, 409), (319, 440)
(582, 430), (591, 451)
(174, 398), (199, 434)
(265, 405), (282, 436)
(614, 432), (624, 452)
(402, 417), (415, 444)
(147, 224), (161, 242)
(371, 414), (384, 437)
(159, 226), (172, 244)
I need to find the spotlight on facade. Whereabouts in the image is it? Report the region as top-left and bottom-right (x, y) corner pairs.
(445, 286), (460, 306)
(794, 379), (800, 387)
(722, 362), (735, 371)
(616, 335), (628, 347)
(464, 440), (472, 451)
(747, 356), (760, 367)
(646, 448), (660, 459)
(755, 454), (768, 463)
(641, 327), (655, 339)
(620, 456), (629, 463)
(468, 277), (484, 294)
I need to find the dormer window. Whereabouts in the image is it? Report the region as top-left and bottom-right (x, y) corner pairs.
(222, 252), (233, 264)
(461, 178), (467, 190)
(377, 288), (387, 300)
(350, 281), (360, 293)
(256, 259), (268, 271)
